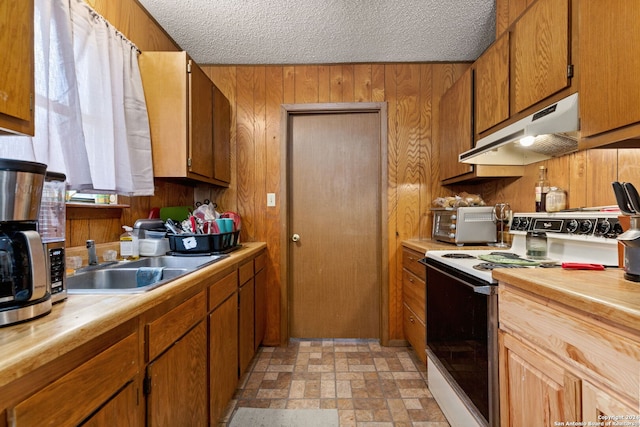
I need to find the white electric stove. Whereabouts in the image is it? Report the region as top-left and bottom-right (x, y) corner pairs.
(425, 210), (622, 284)
(421, 210), (623, 427)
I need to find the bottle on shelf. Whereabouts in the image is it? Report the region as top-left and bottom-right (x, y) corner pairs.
(535, 166), (550, 212)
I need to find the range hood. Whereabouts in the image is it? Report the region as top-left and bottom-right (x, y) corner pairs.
(459, 93), (579, 165)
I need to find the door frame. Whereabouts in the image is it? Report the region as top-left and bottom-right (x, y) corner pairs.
(279, 102), (389, 345)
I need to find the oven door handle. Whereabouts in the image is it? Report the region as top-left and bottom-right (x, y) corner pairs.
(421, 258), (496, 296)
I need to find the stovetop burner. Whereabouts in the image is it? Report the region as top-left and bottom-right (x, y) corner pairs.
(442, 253), (476, 259)
(473, 262), (529, 271)
(488, 251), (520, 259)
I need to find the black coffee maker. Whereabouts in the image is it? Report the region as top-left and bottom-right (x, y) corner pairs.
(0, 159), (51, 327)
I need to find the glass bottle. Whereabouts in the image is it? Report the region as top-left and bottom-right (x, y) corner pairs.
(535, 166), (550, 212)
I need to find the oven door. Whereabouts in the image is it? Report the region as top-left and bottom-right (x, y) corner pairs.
(422, 257), (499, 427)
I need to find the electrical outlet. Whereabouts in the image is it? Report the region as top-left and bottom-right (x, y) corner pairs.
(267, 193), (276, 207)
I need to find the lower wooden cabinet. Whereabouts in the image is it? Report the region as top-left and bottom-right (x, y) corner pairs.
(254, 252), (267, 350)
(7, 330), (139, 426)
(499, 283), (640, 427)
(145, 291), (208, 426)
(1, 247), (268, 427)
(209, 270), (239, 424)
(83, 381), (138, 427)
(401, 247), (426, 363)
(239, 272), (255, 374)
(499, 330), (580, 425)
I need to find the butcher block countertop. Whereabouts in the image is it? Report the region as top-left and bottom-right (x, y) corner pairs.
(0, 242), (266, 390)
(494, 267), (640, 334)
(402, 238), (494, 253)
(403, 238), (640, 335)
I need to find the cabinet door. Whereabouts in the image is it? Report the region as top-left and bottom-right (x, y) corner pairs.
(579, 0), (640, 138)
(438, 68), (473, 181)
(254, 267), (266, 350)
(188, 60), (214, 180)
(210, 293), (238, 424)
(499, 331), (580, 426)
(239, 278), (255, 375)
(146, 321), (208, 427)
(512, 0), (570, 113)
(212, 85), (231, 184)
(475, 33), (510, 134)
(0, 0), (34, 135)
(9, 333), (139, 426)
(82, 381), (138, 427)
(582, 381), (637, 424)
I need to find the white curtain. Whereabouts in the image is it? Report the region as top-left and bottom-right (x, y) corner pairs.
(0, 0), (154, 196)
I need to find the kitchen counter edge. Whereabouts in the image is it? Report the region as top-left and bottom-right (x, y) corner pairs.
(493, 267), (640, 334)
(0, 242), (267, 389)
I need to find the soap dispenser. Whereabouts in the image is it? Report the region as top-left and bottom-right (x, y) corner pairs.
(120, 225), (139, 260)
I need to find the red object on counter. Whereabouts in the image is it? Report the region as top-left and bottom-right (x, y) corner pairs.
(561, 263), (605, 270)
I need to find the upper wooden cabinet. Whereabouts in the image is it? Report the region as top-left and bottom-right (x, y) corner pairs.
(438, 68), (474, 181)
(213, 85), (231, 184)
(0, 0), (34, 136)
(475, 33), (510, 134)
(579, 0), (640, 146)
(139, 51), (230, 187)
(511, 0), (571, 113)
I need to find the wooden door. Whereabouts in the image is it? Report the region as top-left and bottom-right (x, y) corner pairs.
(209, 293), (238, 424)
(288, 110), (381, 338)
(579, 0), (640, 138)
(475, 32), (510, 135)
(188, 60), (214, 179)
(238, 278), (255, 373)
(146, 321), (208, 427)
(439, 68), (473, 181)
(0, 0), (34, 135)
(512, 0), (570, 113)
(499, 331), (580, 426)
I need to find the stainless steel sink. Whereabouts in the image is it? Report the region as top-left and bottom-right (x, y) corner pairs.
(66, 254), (228, 294)
(110, 254), (226, 270)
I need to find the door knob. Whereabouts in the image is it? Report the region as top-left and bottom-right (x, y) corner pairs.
(291, 233), (300, 242)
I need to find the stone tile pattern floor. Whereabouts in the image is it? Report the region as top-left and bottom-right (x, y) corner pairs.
(220, 339), (450, 427)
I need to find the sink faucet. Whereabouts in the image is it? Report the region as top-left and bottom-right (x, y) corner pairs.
(86, 240), (98, 265)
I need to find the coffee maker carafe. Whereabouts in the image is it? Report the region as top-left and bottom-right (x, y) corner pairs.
(0, 159), (51, 327)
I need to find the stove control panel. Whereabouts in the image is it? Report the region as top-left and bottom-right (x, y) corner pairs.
(510, 213), (622, 239)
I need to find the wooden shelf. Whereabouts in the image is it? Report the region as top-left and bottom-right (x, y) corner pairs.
(66, 203), (129, 220)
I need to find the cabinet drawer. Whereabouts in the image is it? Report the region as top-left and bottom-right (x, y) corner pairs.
(402, 247), (425, 279)
(209, 270), (237, 311)
(10, 332), (138, 426)
(239, 259), (254, 286)
(147, 290), (207, 361)
(402, 269), (425, 323)
(255, 251), (266, 273)
(500, 286), (640, 406)
(403, 303), (426, 364)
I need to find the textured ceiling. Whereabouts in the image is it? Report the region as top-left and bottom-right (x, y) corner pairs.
(137, 0), (496, 65)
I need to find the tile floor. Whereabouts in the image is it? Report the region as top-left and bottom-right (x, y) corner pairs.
(220, 339), (450, 427)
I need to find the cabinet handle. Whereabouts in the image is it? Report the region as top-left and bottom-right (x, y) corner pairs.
(409, 277), (414, 283)
(409, 316), (415, 323)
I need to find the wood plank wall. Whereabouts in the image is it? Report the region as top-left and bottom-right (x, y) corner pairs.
(197, 63), (470, 344)
(73, 0), (640, 346)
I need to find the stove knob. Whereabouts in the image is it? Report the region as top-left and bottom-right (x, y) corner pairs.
(613, 222), (624, 236)
(448, 233), (456, 239)
(451, 214), (457, 220)
(579, 219), (593, 234)
(566, 219), (579, 233)
(512, 217), (521, 229)
(519, 218), (529, 230)
(450, 224), (456, 230)
(596, 220), (611, 236)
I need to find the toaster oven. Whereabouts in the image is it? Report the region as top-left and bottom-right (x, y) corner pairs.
(432, 207), (497, 245)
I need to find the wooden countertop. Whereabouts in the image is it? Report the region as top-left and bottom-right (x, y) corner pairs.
(402, 238), (496, 253)
(403, 238), (640, 336)
(0, 242), (266, 389)
(493, 267), (640, 334)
